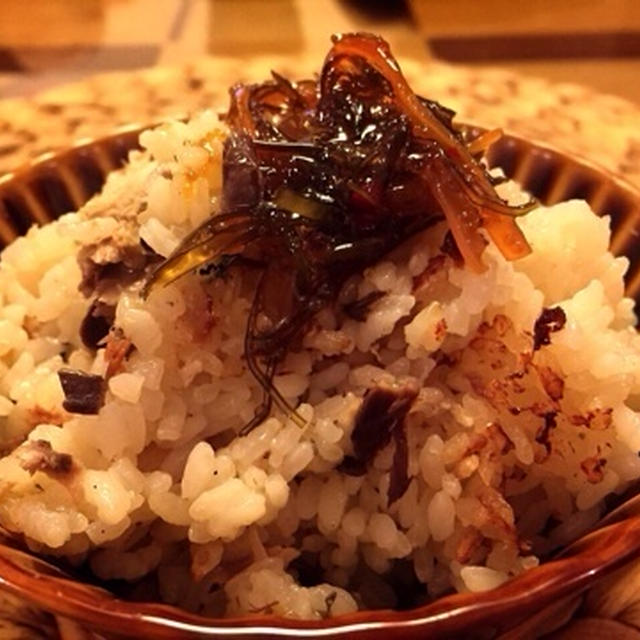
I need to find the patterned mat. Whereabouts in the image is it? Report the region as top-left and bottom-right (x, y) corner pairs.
(1, 55), (639, 191)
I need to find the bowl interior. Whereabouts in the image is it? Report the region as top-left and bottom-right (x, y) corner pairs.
(482, 132), (640, 306)
(0, 127), (639, 639)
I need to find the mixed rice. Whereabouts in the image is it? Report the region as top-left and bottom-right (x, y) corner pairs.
(0, 107), (639, 618)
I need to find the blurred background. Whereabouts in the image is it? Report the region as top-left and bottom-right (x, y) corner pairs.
(0, 0), (639, 186)
(0, 0), (638, 101)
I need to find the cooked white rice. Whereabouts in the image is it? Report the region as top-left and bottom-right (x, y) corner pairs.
(0, 110), (639, 618)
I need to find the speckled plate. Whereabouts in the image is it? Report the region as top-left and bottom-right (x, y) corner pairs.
(0, 127), (640, 639)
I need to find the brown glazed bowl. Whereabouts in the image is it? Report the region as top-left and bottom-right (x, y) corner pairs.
(1, 127), (640, 639)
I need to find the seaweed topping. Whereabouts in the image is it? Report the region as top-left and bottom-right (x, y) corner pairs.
(19, 440), (73, 476)
(388, 425), (410, 506)
(342, 290), (386, 321)
(340, 385), (417, 502)
(440, 229), (463, 265)
(532, 306), (566, 352)
(58, 368), (106, 415)
(535, 410), (557, 455)
(144, 33), (536, 432)
(79, 241), (163, 298)
(80, 300), (116, 350)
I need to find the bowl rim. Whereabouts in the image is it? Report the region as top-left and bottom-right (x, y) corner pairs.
(0, 122), (151, 187)
(0, 125), (640, 638)
(1, 516), (640, 638)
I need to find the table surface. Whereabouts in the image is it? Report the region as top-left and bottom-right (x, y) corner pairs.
(0, 2), (640, 639)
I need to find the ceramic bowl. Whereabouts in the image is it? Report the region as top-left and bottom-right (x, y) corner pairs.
(0, 126), (640, 639)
